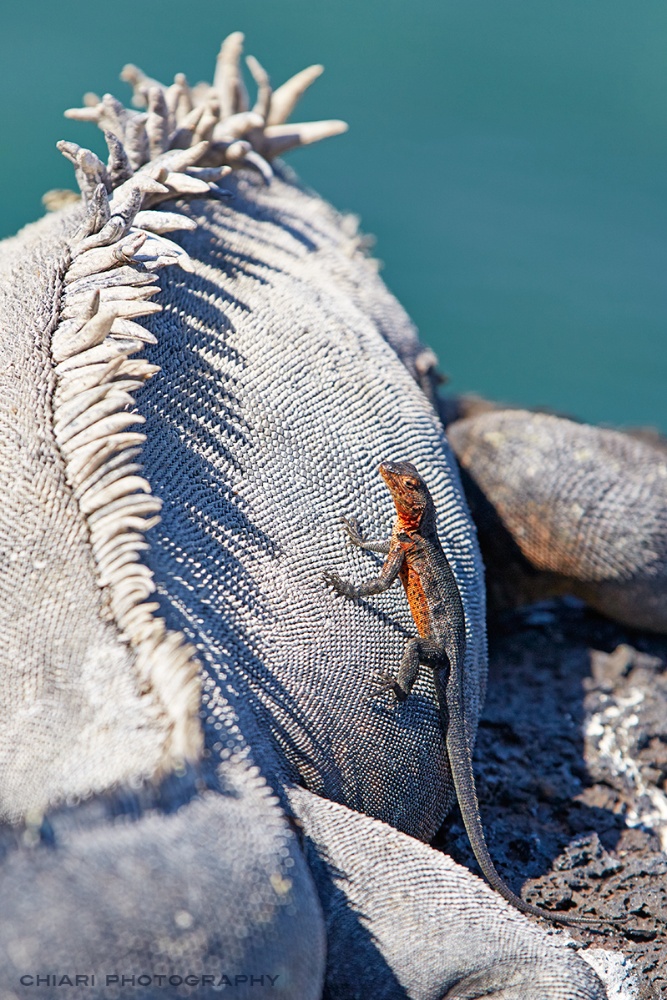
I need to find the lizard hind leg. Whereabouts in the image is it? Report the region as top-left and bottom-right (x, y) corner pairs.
(374, 638), (446, 701)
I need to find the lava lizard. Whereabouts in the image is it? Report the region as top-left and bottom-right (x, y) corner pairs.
(324, 460), (613, 927)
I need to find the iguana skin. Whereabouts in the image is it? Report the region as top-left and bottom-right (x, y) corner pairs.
(325, 461), (618, 928)
(447, 409), (667, 634)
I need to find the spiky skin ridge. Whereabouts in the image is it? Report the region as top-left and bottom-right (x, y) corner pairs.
(41, 32), (350, 778)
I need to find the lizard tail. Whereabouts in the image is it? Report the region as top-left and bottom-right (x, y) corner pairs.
(435, 673), (618, 929)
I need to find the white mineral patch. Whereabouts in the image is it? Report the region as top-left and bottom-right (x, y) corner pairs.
(586, 686), (667, 852)
(580, 948), (640, 1000)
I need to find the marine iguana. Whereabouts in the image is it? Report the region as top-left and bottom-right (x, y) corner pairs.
(0, 31), (661, 999)
(447, 408), (667, 634)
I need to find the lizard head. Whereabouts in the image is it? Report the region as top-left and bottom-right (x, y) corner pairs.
(379, 461), (432, 530)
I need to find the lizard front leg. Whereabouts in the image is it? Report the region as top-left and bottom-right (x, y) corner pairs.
(376, 638), (448, 701)
(340, 516), (391, 554)
(323, 546), (404, 598)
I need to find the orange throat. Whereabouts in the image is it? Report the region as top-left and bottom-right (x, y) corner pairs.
(395, 510), (422, 534)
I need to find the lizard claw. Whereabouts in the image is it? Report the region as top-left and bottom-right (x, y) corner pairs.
(322, 568), (361, 599)
(322, 569), (341, 589)
(322, 569), (350, 595)
(339, 515), (364, 547)
(370, 670), (405, 701)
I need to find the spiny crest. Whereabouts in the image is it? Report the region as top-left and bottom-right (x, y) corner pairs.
(50, 156), (202, 766)
(65, 31), (348, 187)
(49, 34), (347, 771)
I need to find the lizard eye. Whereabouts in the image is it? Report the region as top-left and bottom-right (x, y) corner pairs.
(405, 480), (418, 490)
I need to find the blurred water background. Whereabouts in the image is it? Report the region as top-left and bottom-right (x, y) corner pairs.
(1, 0), (665, 429)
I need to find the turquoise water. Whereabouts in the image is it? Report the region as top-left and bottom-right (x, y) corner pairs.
(1, 0), (665, 429)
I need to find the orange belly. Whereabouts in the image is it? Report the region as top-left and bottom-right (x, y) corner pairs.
(400, 562), (431, 638)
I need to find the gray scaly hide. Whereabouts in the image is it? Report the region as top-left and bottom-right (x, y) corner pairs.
(0, 767), (325, 999)
(0, 203), (326, 999)
(0, 35), (618, 999)
(292, 789), (610, 1000)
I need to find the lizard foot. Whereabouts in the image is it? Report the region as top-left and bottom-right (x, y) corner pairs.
(371, 671), (407, 701)
(322, 569), (356, 598)
(339, 515), (365, 547)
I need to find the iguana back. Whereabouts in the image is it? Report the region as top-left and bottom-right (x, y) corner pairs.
(136, 168), (487, 839)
